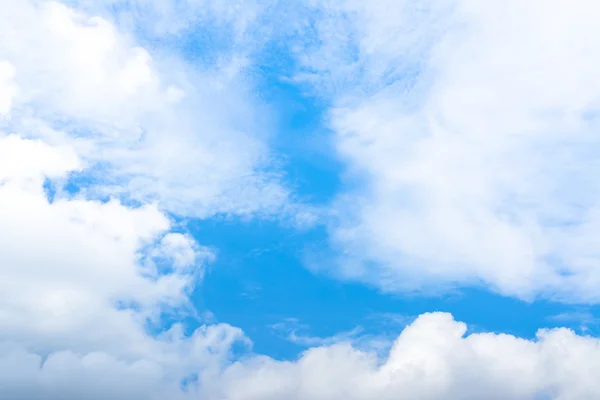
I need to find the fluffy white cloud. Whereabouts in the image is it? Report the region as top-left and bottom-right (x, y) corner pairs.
(0, 133), (248, 397)
(0, 0), (293, 218)
(0, 133), (222, 349)
(301, 0), (600, 301)
(195, 312), (600, 399)
(0, 1), (287, 397)
(3, 310), (600, 399)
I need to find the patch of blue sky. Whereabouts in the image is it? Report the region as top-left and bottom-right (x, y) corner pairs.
(253, 63), (342, 205)
(183, 215), (600, 361)
(52, 165), (147, 208)
(42, 178), (57, 203)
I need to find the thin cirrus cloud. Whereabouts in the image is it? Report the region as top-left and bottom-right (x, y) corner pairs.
(2, 0), (600, 399)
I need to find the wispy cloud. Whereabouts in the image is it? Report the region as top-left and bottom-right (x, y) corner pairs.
(271, 317), (365, 347)
(547, 310), (600, 334)
(270, 312), (414, 356)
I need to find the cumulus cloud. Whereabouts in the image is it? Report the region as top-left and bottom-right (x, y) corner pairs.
(3, 311), (600, 399)
(298, 0), (600, 301)
(196, 312), (600, 399)
(0, 133), (247, 397)
(1, 133), (225, 344)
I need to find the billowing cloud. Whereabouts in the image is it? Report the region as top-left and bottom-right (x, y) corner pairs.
(208, 312), (600, 400)
(0, 134), (247, 398)
(3, 312), (600, 399)
(301, 0), (600, 301)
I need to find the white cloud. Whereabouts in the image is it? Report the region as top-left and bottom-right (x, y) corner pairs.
(0, 134), (80, 181)
(0, 0), (293, 219)
(3, 310), (600, 399)
(0, 60), (18, 116)
(0, 133), (248, 397)
(0, 134), (209, 349)
(299, 0), (600, 301)
(0, 1), (305, 398)
(200, 312), (600, 400)
(151, 232), (214, 272)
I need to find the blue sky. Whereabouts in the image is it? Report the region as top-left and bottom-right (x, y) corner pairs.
(182, 60), (600, 360)
(192, 216), (600, 360)
(3, 0), (600, 399)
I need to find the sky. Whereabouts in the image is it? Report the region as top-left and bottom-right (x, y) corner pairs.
(2, 0), (600, 399)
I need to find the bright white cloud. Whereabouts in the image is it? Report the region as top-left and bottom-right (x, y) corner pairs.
(0, 60), (18, 116)
(301, 0), (600, 301)
(198, 312), (600, 399)
(0, 134), (216, 350)
(0, 0), (293, 218)
(0, 134), (248, 398)
(0, 1), (289, 398)
(3, 311), (600, 399)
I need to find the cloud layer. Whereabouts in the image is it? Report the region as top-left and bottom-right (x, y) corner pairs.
(4, 312), (600, 399)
